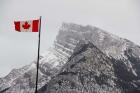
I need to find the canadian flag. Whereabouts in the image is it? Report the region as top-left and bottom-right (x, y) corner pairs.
(14, 19), (40, 32)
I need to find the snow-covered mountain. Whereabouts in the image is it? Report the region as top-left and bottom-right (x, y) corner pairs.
(0, 23), (140, 93)
(0, 23), (78, 93)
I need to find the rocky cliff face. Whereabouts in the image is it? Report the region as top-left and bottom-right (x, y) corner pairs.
(41, 41), (140, 93)
(43, 41), (121, 93)
(0, 23), (140, 93)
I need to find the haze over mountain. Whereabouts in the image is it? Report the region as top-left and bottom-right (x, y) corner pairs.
(0, 23), (140, 93)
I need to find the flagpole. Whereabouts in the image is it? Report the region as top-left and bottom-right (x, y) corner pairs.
(35, 16), (42, 93)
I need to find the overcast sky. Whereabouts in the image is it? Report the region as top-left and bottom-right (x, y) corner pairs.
(0, 0), (140, 77)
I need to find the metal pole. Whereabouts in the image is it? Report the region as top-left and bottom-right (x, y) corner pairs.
(35, 16), (42, 93)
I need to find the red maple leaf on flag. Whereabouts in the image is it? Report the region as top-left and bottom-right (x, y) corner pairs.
(22, 22), (30, 29)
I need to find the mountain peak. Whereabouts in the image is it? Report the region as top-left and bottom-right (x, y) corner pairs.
(59, 23), (130, 59)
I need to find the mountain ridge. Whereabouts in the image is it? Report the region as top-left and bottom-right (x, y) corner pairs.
(0, 23), (140, 93)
